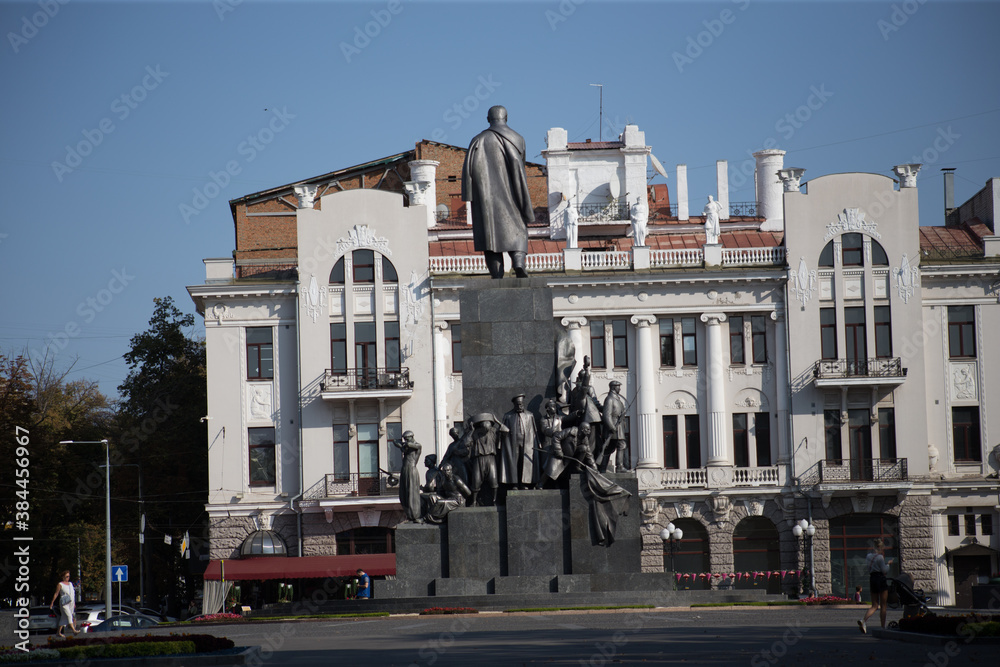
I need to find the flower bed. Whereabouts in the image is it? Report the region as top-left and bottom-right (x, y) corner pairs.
(898, 614), (1000, 637)
(420, 607), (479, 615)
(44, 633), (235, 653)
(798, 595), (851, 605)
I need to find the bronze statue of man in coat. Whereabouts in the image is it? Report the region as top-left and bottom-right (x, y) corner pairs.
(462, 105), (534, 279)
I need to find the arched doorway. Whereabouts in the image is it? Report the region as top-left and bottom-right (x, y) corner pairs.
(733, 517), (781, 594)
(665, 519), (711, 590)
(828, 515), (898, 599)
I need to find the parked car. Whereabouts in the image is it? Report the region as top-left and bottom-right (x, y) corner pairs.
(27, 607), (59, 634)
(138, 606), (177, 623)
(76, 604), (161, 631)
(87, 614), (159, 632)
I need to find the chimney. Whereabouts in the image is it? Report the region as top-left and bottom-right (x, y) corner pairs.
(753, 149), (785, 231)
(677, 164), (689, 220)
(942, 168), (956, 222)
(405, 159), (439, 229)
(716, 160), (729, 220)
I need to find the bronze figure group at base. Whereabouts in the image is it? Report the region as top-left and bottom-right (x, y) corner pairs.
(393, 356), (632, 524)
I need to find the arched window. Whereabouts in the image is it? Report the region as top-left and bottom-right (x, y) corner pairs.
(828, 515), (898, 599)
(382, 256), (398, 283)
(666, 519), (711, 590)
(329, 257), (345, 284)
(732, 516), (781, 594)
(871, 239), (889, 266)
(818, 241), (834, 268)
(336, 527), (395, 555)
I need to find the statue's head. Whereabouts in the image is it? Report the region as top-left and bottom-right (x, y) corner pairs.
(403, 430), (414, 442)
(441, 462), (454, 478)
(545, 399), (557, 416)
(580, 422), (592, 436)
(511, 393), (525, 412)
(610, 380), (621, 394)
(487, 105), (508, 124)
(424, 454), (438, 468)
(449, 427), (460, 440)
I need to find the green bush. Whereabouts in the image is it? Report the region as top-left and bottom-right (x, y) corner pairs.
(0, 648), (61, 663)
(57, 640), (196, 660)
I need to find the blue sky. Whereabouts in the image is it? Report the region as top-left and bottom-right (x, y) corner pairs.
(2, 0), (998, 401)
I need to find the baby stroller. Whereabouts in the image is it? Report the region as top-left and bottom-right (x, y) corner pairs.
(886, 572), (932, 628)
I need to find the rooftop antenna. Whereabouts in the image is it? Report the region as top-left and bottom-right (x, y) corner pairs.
(589, 83), (603, 141)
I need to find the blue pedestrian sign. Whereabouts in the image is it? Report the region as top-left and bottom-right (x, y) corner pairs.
(112, 565), (128, 582)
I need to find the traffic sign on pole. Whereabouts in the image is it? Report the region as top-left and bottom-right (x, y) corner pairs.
(112, 565), (128, 582)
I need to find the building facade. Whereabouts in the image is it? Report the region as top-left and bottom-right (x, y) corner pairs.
(188, 127), (999, 605)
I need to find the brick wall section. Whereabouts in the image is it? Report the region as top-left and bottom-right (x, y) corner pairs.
(300, 509), (405, 557)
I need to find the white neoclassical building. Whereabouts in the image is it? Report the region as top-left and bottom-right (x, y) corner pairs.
(188, 127), (999, 606)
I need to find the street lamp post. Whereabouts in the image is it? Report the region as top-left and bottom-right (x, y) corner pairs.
(659, 523), (684, 575)
(110, 463), (143, 609)
(60, 439), (112, 623)
(792, 518), (816, 597)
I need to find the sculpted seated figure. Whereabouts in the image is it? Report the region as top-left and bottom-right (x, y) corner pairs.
(421, 463), (472, 524)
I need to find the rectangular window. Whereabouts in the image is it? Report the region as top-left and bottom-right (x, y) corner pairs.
(848, 409), (872, 477)
(659, 318), (675, 366)
(385, 321), (400, 372)
(845, 307), (866, 366)
(733, 413), (749, 467)
(590, 320), (606, 369)
(330, 323), (347, 375)
(751, 315), (767, 363)
(451, 324), (462, 373)
(824, 409), (842, 463)
(681, 317), (697, 366)
(685, 415), (701, 468)
(965, 514), (977, 536)
(842, 233), (863, 266)
(386, 422), (403, 472)
(246, 328), (273, 380)
(612, 319), (628, 368)
(874, 306), (892, 358)
(948, 306), (976, 358)
(729, 316), (745, 365)
(333, 424), (350, 481)
(755, 412), (771, 467)
(982, 515), (994, 536)
(947, 515), (959, 536)
(357, 423), (379, 477)
(355, 322), (377, 383)
(820, 308), (837, 360)
(353, 249), (375, 283)
(248, 427), (276, 486)
(663, 415), (679, 469)
(878, 408), (896, 459)
(952, 406), (982, 462)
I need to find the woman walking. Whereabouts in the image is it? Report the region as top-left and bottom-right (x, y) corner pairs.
(858, 538), (890, 634)
(49, 570), (80, 637)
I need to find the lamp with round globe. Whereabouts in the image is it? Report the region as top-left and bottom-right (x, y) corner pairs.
(660, 523), (684, 574)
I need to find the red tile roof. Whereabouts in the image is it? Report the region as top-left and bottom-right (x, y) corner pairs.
(919, 226), (982, 254)
(567, 141), (624, 150)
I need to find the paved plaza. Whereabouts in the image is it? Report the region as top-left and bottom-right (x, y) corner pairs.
(76, 606), (988, 666)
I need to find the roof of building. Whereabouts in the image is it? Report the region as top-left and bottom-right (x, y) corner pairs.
(919, 223), (987, 260)
(567, 140), (625, 150)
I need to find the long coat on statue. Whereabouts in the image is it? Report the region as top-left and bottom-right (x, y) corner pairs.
(461, 122), (534, 253)
(500, 408), (539, 486)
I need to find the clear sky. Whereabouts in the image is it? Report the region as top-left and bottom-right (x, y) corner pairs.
(1, 0), (998, 401)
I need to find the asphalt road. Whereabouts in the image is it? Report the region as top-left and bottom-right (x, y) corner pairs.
(180, 608), (993, 665)
(27, 607), (991, 666)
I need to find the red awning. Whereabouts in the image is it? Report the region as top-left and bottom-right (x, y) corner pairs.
(204, 553), (396, 581)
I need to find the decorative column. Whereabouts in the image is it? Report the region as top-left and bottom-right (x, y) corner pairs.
(433, 321), (450, 457)
(561, 317), (588, 384)
(631, 315), (659, 469)
(771, 309), (791, 466)
(893, 163), (921, 188)
(700, 313), (730, 471)
(931, 510), (953, 606)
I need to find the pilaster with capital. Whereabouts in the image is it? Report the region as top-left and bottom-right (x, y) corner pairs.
(631, 314), (658, 468)
(701, 313), (729, 466)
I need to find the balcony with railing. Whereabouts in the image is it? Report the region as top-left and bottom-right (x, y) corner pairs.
(323, 472), (398, 498)
(577, 197), (630, 222)
(647, 465), (781, 490)
(813, 357), (907, 387)
(818, 458), (908, 484)
(320, 368), (414, 399)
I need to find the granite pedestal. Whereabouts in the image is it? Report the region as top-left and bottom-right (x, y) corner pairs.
(459, 278), (556, 417)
